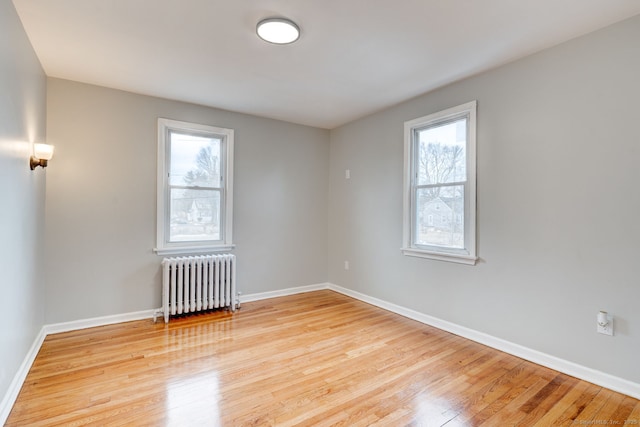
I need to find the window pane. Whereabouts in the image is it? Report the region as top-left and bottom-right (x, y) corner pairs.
(417, 118), (466, 185)
(170, 131), (221, 187)
(169, 189), (221, 242)
(415, 185), (464, 249)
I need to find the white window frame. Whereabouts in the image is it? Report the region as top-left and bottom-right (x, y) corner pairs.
(154, 118), (234, 256)
(402, 101), (477, 265)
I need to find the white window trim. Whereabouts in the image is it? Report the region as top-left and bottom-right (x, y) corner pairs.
(401, 101), (477, 265)
(154, 118), (234, 256)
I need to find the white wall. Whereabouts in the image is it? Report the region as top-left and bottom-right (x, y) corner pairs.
(0, 0), (47, 405)
(328, 14), (640, 383)
(45, 79), (329, 323)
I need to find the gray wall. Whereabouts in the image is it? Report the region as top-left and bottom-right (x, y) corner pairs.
(5, 1), (639, 403)
(328, 15), (640, 383)
(0, 0), (47, 404)
(45, 79), (329, 323)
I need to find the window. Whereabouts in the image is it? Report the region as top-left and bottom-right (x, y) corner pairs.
(402, 101), (477, 265)
(155, 118), (234, 255)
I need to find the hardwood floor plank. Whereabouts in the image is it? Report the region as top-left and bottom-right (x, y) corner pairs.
(528, 379), (595, 425)
(6, 290), (639, 426)
(590, 392), (628, 424)
(627, 401), (640, 426)
(515, 374), (579, 425)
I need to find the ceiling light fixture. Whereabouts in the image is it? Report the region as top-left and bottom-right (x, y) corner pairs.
(256, 18), (300, 44)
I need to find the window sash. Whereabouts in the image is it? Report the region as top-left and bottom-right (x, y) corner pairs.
(410, 126), (470, 252)
(167, 187), (223, 244)
(411, 183), (467, 252)
(165, 129), (226, 245)
(402, 101), (477, 265)
(167, 129), (224, 188)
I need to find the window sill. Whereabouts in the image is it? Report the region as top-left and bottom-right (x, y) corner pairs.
(154, 245), (235, 257)
(401, 247), (477, 265)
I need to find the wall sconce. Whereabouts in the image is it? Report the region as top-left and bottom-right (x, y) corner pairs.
(30, 143), (55, 170)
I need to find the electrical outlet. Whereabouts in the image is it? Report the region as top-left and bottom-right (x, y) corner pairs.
(344, 261), (350, 270)
(345, 169), (350, 179)
(597, 312), (613, 336)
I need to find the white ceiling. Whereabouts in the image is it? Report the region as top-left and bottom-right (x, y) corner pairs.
(12, 0), (640, 129)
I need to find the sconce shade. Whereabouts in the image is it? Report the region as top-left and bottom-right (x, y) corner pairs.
(30, 143), (55, 170)
(34, 143), (54, 160)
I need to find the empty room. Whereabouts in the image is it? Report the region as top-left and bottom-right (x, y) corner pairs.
(2, 0), (640, 425)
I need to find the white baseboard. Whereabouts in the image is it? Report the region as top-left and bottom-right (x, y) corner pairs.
(0, 327), (46, 426)
(240, 283), (329, 303)
(44, 309), (158, 335)
(3, 281), (638, 426)
(326, 283), (640, 400)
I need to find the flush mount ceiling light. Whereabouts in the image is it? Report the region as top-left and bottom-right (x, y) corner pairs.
(256, 18), (300, 44)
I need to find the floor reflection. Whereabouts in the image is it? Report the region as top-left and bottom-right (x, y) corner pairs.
(165, 370), (221, 426)
(412, 394), (462, 427)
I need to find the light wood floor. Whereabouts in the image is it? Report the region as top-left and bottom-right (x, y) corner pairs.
(7, 290), (640, 426)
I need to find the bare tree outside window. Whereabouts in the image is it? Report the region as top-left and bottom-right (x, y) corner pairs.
(183, 146), (220, 187)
